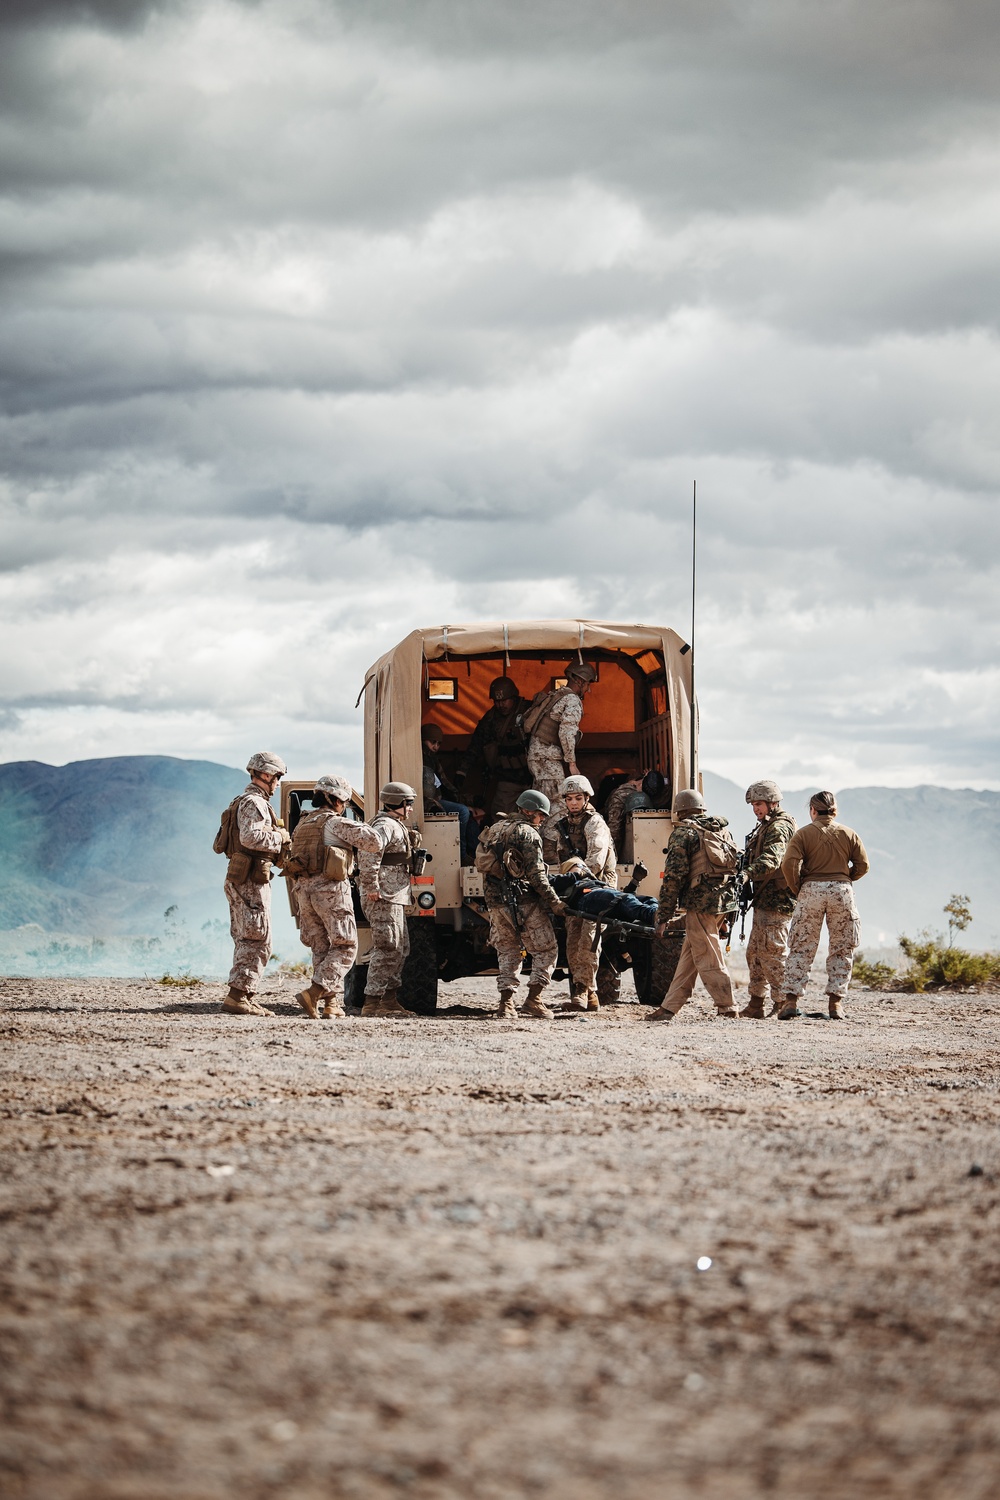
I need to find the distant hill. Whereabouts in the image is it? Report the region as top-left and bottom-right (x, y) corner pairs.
(0, 756), (299, 975)
(0, 757), (996, 976)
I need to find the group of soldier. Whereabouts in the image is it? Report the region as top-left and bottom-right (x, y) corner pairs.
(219, 660), (870, 1024)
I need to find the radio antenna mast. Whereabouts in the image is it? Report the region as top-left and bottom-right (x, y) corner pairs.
(689, 479), (697, 789)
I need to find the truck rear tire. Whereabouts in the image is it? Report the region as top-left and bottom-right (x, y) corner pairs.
(633, 926), (685, 1006)
(596, 959), (621, 1006)
(402, 917), (438, 1015)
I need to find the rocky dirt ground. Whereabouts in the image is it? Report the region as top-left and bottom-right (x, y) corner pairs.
(1, 967), (999, 1500)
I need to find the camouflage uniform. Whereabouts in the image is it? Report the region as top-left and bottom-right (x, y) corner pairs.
(225, 785), (285, 996)
(656, 815), (738, 1015)
(459, 697), (532, 816)
(357, 812), (417, 998)
(528, 690), (584, 809)
(604, 780), (642, 858)
(295, 815), (381, 1007)
(555, 804), (616, 996)
(782, 821), (870, 1000)
(744, 810), (797, 1005)
(484, 814), (562, 996)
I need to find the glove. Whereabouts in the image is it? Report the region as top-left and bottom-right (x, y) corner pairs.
(549, 897), (568, 916)
(277, 827), (292, 847)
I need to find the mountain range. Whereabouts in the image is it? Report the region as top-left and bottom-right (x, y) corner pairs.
(0, 757), (996, 976)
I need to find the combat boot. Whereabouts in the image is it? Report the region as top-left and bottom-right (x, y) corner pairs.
(586, 989), (600, 1012)
(567, 982), (588, 1011)
(378, 989), (415, 1018)
(360, 993), (383, 1017)
(776, 994), (801, 1020)
(496, 989), (518, 1020)
(740, 996), (766, 1019)
(295, 981), (325, 1019)
(715, 1007), (739, 1019)
(828, 994), (844, 1020)
(223, 988), (273, 1017)
(322, 997), (346, 1019)
(521, 986), (554, 1020)
(646, 1005), (674, 1023)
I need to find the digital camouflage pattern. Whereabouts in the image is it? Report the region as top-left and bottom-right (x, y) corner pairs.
(784, 882), (862, 999)
(484, 812), (562, 998)
(357, 812), (415, 904)
(656, 815), (739, 923)
(293, 815), (381, 1003)
(361, 897), (410, 996)
(745, 809), (797, 915)
(487, 902), (558, 996)
(564, 915), (598, 992)
(225, 785), (285, 994)
(746, 908), (792, 1003)
(554, 805), (617, 882)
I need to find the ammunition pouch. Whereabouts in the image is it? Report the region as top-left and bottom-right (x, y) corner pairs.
(227, 851), (253, 884)
(323, 844), (354, 882)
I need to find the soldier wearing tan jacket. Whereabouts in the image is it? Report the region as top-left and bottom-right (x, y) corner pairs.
(220, 752), (291, 1017)
(778, 791), (870, 1020)
(554, 774), (616, 1011)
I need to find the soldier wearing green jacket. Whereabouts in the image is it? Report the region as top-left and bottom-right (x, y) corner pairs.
(740, 780), (797, 1019)
(647, 790), (739, 1023)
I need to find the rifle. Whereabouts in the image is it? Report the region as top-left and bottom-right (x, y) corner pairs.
(500, 869), (523, 930)
(725, 838), (754, 952)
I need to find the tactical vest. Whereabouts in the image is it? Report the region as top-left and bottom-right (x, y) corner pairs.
(213, 792), (277, 886)
(284, 810), (354, 881)
(746, 812), (794, 894)
(555, 806), (596, 861)
(482, 705), (529, 773)
(528, 686), (579, 748)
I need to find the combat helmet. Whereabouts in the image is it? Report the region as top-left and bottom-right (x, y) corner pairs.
(674, 788), (705, 813)
(745, 779), (782, 805)
(247, 751), (287, 776)
(489, 677), (519, 701)
(380, 781), (416, 807)
(565, 662), (597, 684)
(559, 774), (594, 798)
(314, 774), (353, 803)
(516, 789), (551, 815)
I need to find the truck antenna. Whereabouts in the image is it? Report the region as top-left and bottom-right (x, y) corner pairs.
(689, 479), (697, 789)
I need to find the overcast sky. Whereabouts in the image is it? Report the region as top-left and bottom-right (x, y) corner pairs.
(2, 0), (998, 792)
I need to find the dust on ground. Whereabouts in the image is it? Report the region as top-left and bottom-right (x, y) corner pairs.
(1, 969), (999, 1500)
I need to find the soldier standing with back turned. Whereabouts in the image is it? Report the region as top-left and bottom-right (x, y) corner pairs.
(646, 789), (739, 1023)
(219, 751), (291, 1017)
(357, 781), (420, 1019)
(739, 779), (797, 1019)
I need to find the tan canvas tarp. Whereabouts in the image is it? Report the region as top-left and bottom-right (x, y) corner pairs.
(361, 620), (696, 819)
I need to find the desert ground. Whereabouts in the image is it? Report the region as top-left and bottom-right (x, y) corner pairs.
(1, 966), (998, 1500)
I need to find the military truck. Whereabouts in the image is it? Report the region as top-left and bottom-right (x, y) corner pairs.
(284, 620), (699, 1011)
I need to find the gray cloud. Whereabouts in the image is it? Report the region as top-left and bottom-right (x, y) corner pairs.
(0, 0), (998, 788)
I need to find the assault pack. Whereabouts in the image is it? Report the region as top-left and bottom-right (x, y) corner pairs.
(213, 793), (278, 886)
(688, 821), (740, 884)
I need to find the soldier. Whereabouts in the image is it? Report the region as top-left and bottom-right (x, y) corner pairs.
(779, 791), (870, 1020)
(526, 661), (598, 810)
(480, 789), (566, 1020)
(357, 781), (421, 1019)
(220, 751), (291, 1017)
(455, 676), (532, 817)
(421, 722), (478, 863)
(739, 779), (797, 1020)
(603, 770), (643, 858)
(286, 775), (381, 1020)
(646, 789), (739, 1023)
(553, 775), (616, 1011)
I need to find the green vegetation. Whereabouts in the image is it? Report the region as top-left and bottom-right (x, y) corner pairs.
(158, 972), (203, 987)
(854, 894), (1000, 993)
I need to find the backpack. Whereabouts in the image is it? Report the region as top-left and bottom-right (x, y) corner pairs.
(474, 816), (509, 877)
(688, 821), (740, 883)
(284, 811), (355, 881)
(213, 796), (242, 856)
(520, 688), (558, 737)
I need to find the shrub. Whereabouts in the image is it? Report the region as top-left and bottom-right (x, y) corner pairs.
(158, 972), (203, 987)
(853, 956), (899, 990)
(898, 935), (999, 991)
